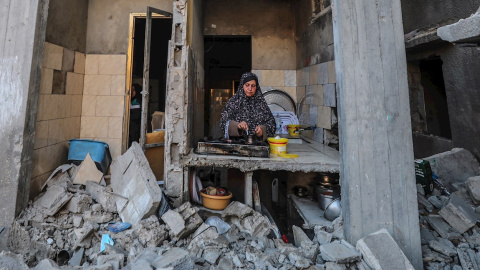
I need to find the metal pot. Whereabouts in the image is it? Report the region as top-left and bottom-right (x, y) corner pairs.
(316, 173), (339, 185)
(316, 185), (340, 210)
(293, 185), (309, 197)
(324, 198), (341, 221)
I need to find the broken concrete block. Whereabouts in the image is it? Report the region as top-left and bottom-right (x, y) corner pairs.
(423, 148), (480, 191)
(74, 223), (94, 243)
(222, 201), (255, 219)
(187, 223), (229, 250)
(288, 252), (311, 268)
(33, 258), (61, 269)
(134, 216), (168, 248)
(325, 262), (348, 270)
(300, 240), (319, 261)
(161, 210), (185, 236)
(427, 215), (456, 239)
(34, 185), (73, 216)
(439, 194), (477, 234)
(293, 225), (313, 247)
(234, 211), (271, 238)
(202, 247), (222, 264)
(420, 227), (437, 245)
(467, 176), (480, 202)
(64, 194), (92, 213)
(97, 254), (124, 270)
(356, 229), (414, 270)
(0, 251), (29, 270)
(111, 142), (163, 225)
(73, 153), (103, 185)
(151, 247), (193, 269)
(320, 241), (361, 264)
(428, 196), (445, 209)
(68, 247), (84, 266)
(316, 229), (333, 245)
(83, 211), (113, 224)
(85, 181), (118, 213)
(429, 239), (457, 256)
(274, 239), (298, 255)
(418, 194), (434, 212)
(457, 248), (478, 270)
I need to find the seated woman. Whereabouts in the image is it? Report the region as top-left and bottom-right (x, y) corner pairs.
(220, 72), (276, 141)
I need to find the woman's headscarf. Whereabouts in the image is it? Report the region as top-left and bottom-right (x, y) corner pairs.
(220, 72), (276, 137)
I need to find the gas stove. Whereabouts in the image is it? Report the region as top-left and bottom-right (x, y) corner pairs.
(195, 138), (270, 158)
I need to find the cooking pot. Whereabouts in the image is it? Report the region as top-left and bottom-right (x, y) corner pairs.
(316, 173), (339, 185)
(324, 198), (341, 221)
(293, 185), (309, 197)
(316, 185), (340, 210)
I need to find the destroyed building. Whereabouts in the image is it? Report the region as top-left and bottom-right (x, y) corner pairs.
(1, 0), (480, 269)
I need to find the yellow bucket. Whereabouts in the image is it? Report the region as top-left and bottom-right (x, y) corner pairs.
(268, 137), (289, 155)
(287, 124), (301, 137)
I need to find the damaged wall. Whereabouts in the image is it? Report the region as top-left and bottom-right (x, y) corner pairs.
(45, 0), (89, 53)
(31, 43), (85, 198)
(402, 0), (480, 160)
(86, 0), (173, 54)
(401, 0), (480, 33)
(203, 0), (296, 70)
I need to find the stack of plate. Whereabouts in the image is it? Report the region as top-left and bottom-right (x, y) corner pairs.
(272, 111), (299, 135)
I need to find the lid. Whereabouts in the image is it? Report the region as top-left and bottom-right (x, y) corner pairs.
(268, 137), (289, 144)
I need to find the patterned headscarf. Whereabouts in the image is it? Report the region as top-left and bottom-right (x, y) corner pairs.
(220, 72), (276, 137)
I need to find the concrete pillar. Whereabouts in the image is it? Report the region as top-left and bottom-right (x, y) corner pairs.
(0, 0), (49, 227)
(331, 0), (422, 268)
(164, 0), (189, 206)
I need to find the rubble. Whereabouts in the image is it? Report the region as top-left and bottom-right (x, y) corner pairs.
(110, 142), (163, 225)
(73, 153), (104, 185)
(438, 194), (477, 233)
(320, 241), (361, 264)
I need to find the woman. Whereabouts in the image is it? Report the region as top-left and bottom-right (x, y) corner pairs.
(220, 72), (276, 141)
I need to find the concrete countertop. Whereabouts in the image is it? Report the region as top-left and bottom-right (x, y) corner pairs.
(183, 136), (340, 173)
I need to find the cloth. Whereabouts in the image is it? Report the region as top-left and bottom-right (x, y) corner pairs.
(220, 72), (276, 141)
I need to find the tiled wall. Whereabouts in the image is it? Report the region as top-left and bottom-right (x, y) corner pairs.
(253, 63), (338, 146)
(297, 60), (337, 144)
(31, 42), (85, 198)
(81, 55), (126, 160)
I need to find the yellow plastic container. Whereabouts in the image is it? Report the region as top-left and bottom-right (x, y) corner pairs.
(287, 124), (301, 137)
(268, 137), (289, 155)
(200, 192), (233, 210)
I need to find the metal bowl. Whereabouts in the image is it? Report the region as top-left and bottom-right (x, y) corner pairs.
(324, 198), (341, 221)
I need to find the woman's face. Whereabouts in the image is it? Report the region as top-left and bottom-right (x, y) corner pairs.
(243, 80), (257, 97)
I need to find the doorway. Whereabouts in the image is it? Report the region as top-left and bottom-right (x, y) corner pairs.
(124, 13), (172, 150)
(204, 36), (252, 139)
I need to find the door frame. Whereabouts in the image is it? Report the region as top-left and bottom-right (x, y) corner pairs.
(123, 10), (172, 153)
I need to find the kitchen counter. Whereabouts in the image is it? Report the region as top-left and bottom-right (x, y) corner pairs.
(183, 136), (340, 173)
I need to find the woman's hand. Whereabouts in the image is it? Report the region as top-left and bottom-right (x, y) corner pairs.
(255, 126), (263, 137)
(238, 121), (249, 131)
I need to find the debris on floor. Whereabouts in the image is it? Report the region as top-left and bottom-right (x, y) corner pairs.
(4, 146), (480, 269)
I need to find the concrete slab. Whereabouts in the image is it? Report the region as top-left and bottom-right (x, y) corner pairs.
(0, 251), (29, 270)
(427, 215), (455, 239)
(356, 229), (414, 270)
(320, 242), (361, 264)
(423, 148), (480, 191)
(439, 194), (477, 234)
(64, 194), (92, 213)
(110, 142), (163, 225)
(161, 210), (185, 237)
(73, 153), (103, 185)
(292, 225), (313, 247)
(437, 12), (480, 43)
(429, 239), (456, 256)
(34, 185), (73, 216)
(151, 247), (192, 269)
(467, 176), (480, 202)
(290, 194), (332, 229)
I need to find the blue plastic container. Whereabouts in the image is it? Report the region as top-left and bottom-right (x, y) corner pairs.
(68, 139), (112, 174)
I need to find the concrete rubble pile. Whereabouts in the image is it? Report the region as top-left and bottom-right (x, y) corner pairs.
(0, 142), (420, 269)
(417, 148), (480, 270)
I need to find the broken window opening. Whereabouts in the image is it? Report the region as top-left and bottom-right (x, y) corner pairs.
(419, 57), (452, 139)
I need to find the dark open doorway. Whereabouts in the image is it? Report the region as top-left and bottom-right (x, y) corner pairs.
(126, 15), (172, 148)
(204, 36), (252, 139)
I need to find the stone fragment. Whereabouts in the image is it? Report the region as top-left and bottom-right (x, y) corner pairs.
(222, 201), (255, 219)
(325, 262), (348, 270)
(86, 181), (119, 213)
(69, 248), (84, 266)
(83, 211), (113, 224)
(467, 176), (480, 202)
(217, 256), (234, 269)
(65, 194), (92, 213)
(34, 185), (73, 216)
(457, 248), (478, 270)
(427, 215), (456, 239)
(131, 260), (154, 270)
(274, 239), (297, 255)
(73, 153), (103, 185)
(111, 142), (163, 225)
(437, 13), (480, 43)
(74, 223), (94, 242)
(227, 211), (270, 238)
(320, 242), (361, 263)
(97, 254), (124, 270)
(162, 210), (185, 236)
(203, 247), (222, 264)
(428, 196), (445, 209)
(34, 258), (61, 269)
(151, 247), (193, 269)
(418, 194), (434, 212)
(293, 225), (313, 247)
(288, 252), (311, 268)
(85, 263), (113, 270)
(423, 148), (480, 191)
(300, 240), (319, 261)
(356, 229), (414, 270)
(429, 239), (457, 256)
(161, 202), (203, 239)
(73, 216), (83, 228)
(439, 194), (477, 234)
(420, 226), (437, 245)
(187, 223), (228, 251)
(315, 229), (333, 245)
(0, 251), (29, 270)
